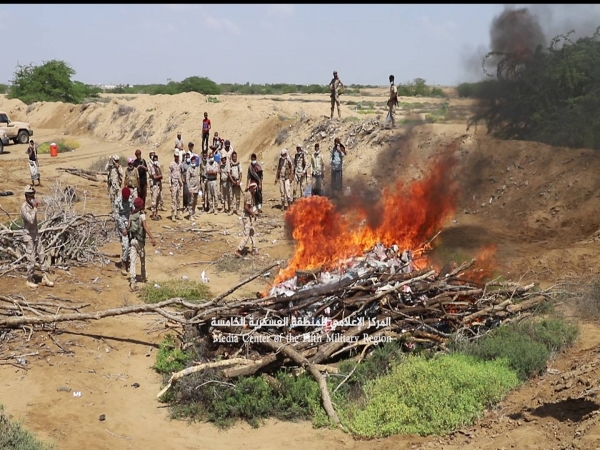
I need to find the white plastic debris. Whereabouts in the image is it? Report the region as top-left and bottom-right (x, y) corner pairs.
(201, 271), (209, 283)
(153, 283), (161, 288)
(182, 276), (189, 281)
(272, 239), (277, 244)
(169, 252), (174, 256)
(73, 391), (82, 397)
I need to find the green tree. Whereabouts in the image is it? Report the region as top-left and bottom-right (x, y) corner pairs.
(9, 60), (86, 104)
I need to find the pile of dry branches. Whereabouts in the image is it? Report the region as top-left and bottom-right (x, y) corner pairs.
(0, 180), (116, 272)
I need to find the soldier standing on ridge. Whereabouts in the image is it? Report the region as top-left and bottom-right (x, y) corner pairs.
(21, 185), (54, 289)
(235, 182), (258, 258)
(328, 70), (345, 120)
(202, 112), (211, 152)
(387, 74), (398, 128)
(106, 154), (124, 208)
(169, 150), (183, 221)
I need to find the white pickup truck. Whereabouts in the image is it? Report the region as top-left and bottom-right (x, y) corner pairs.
(0, 111), (34, 145)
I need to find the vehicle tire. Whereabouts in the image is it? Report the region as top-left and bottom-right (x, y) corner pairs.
(17, 130), (29, 144)
(12, 138), (18, 144)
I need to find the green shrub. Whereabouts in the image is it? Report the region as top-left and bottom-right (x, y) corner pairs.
(0, 405), (56, 450)
(37, 139), (80, 154)
(454, 318), (578, 381)
(139, 279), (212, 304)
(0, 84), (9, 95)
(341, 354), (518, 438)
(154, 335), (191, 375)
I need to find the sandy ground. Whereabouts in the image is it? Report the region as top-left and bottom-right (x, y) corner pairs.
(2, 90), (600, 449)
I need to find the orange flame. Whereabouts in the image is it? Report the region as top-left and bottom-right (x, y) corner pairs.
(462, 245), (497, 283)
(273, 154), (458, 284)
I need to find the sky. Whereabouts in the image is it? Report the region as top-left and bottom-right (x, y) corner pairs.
(0, 3), (579, 87)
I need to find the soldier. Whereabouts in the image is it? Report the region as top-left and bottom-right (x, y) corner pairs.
(126, 197), (157, 292)
(228, 151), (243, 215)
(328, 70), (345, 120)
(330, 137), (347, 197)
(133, 149), (149, 205)
(148, 152), (163, 221)
(181, 144), (194, 211)
(186, 154), (202, 220)
(174, 131), (184, 152)
(200, 152), (209, 212)
(276, 148), (294, 210)
(247, 153), (263, 214)
(387, 74), (398, 128)
(169, 151), (183, 221)
(293, 145), (307, 200)
(21, 185), (54, 289)
(311, 143), (325, 196)
(205, 151), (220, 214)
(105, 154), (124, 207)
(113, 186), (134, 276)
(27, 140), (41, 187)
(122, 157), (140, 199)
(202, 112), (211, 153)
(219, 155), (231, 213)
(152, 153), (167, 212)
(235, 182), (258, 257)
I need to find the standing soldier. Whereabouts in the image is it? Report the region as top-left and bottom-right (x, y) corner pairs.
(174, 131), (184, 153)
(148, 152), (163, 221)
(153, 153), (167, 212)
(205, 151), (220, 214)
(235, 182), (259, 257)
(113, 187), (134, 276)
(330, 137), (347, 197)
(186, 155), (202, 220)
(27, 140), (41, 187)
(202, 112), (211, 153)
(276, 148), (294, 210)
(328, 70), (345, 120)
(181, 144), (194, 211)
(105, 154), (124, 207)
(293, 145), (307, 200)
(169, 151), (183, 221)
(387, 74), (398, 128)
(247, 153), (264, 214)
(122, 157), (140, 199)
(311, 143), (325, 196)
(126, 197), (157, 292)
(219, 155), (231, 213)
(133, 149), (149, 205)
(21, 185), (54, 288)
(228, 151), (243, 215)
(200, 152), (209, 212)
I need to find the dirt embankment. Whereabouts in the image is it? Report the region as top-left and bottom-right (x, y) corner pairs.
(2, 91), (600, 450)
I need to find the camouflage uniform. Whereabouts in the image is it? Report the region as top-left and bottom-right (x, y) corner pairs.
(387, 82), (398, 127)
(122, 167), (140, 199)
(113, 194), (134, 267)
(185, 164), (202, 218)
(237, 190), (256, 253)
(219, 161), (231, 212)
(293, 151), (307, 199)
(128, 211), (147, 289)
(329, 77), (344, 119)
(228, 161), (243, 214)
(277, 156), (294, 208)
(168, 160), (183, 220)
(205, 160), (220, 214)
(106, 159), (124, 206)
(148, 161), (162, 215)
(21, 200), (49, 283)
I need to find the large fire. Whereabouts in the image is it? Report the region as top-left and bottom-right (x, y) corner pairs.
(462, 245), (498, 283)
(273, 154), (459, 284)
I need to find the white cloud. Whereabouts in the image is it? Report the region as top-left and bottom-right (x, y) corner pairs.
(267, 4), (295, 18)
(203, 14), (241, 35)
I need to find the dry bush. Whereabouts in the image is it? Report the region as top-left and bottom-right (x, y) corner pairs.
(576, 278), (600, 320)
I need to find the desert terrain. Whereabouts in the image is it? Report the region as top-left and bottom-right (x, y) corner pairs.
(1, 88), (600, 450)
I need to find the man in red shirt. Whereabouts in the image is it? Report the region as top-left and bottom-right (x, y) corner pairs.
(202, 112), (211, 153)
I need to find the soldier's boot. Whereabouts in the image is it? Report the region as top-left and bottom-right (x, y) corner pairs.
(129, 279), (137, 292)
(41, 274), (54, 287)
(26, 278), (38, 289)
(121, 260), (129, 277)
(330, 108), (334, 120)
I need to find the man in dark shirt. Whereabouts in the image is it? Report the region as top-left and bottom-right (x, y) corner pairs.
(133, 149), (149, 205)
